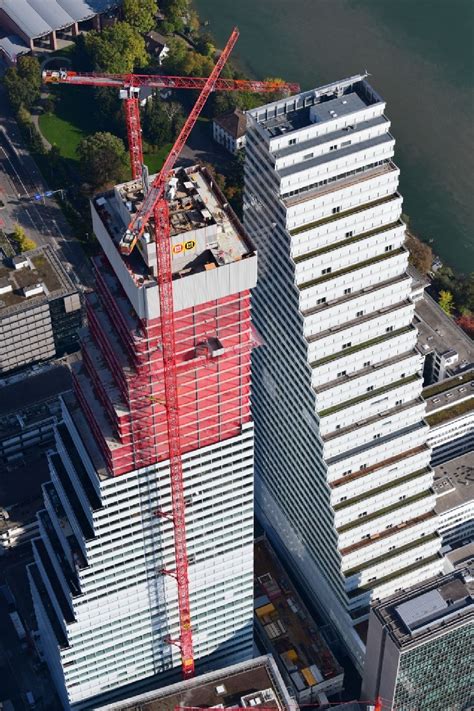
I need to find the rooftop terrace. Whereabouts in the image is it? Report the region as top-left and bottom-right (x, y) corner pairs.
(254, 537), (343, 697)
(433, 452), (473, 515)
(251, 74), (381, 138)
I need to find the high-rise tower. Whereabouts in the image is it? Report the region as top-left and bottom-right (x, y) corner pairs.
(244, 75), (443, 670)
(29, 166), (257, 708)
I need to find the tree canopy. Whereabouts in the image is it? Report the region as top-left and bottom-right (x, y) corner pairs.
(405, 231), (433, 274)
(85, 22), (148, 73)
(13, 224), (36, 252)
(142, 99), (184, 148)
(123, 0), (158, 34)
(438, 290), (454, 316)
(160, 0), (189, 32)
(3, 56), (41, 111)
(77, 132), (128, 187)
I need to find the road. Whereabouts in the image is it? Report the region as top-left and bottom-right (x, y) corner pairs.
(0, 88), (93, 289)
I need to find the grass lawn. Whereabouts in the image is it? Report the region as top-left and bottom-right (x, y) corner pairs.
(38, 88), (172, 176)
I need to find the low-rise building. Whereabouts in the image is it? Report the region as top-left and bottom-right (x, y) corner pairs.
(415, 294), (474, 384)
(362, 568), (473, 711)
(433, 453), (473, 548)
(96, 655), (298, 711)
(423, 370), (474, 465)
(213, 109), (247, 154)
(0, 246), (82, 374)
(145, 30), (169, 65)
(254, 537), (343, 705)
(0, 0), (121, 61)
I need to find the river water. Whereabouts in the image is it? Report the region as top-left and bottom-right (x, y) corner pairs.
(194, 0), (474, 272)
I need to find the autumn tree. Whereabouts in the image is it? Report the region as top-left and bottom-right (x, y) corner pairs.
(439, 290), (454, 316)
(123, 0), (158, 34)
(3, 56), (41, 111)
(85, 22), (148, 73)
(77, 132), (128, 187)
(456, 314), (474, 338)
(13, 224), (36, 252)
(405, 231), (433, 274)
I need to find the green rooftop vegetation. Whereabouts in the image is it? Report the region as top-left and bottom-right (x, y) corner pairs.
(293, 220), (403, 264)
(426, 398), (474, 427)
(334, 467), (430, 511)
(337, 488), (434, 534)
(312, 326), (413, 367)
(347, 554), (441, 598)
(299, 248), (405, 291)
(290, 193), (399, 236)
(319, 373), (420, 417)
(344, 532), (440, 578)
(423, 370), (474, 399)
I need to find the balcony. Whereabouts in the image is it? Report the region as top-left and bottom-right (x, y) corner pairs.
(294, 219), (403, 264)
(309, 300), (412, 345)
(339, 510), (437, 556)
(319, 373), (420, 418)
(299, 248), (405, 291)
(311, 325), (415, 368)
(290, 192), (400, 236)
(347, 553), (441, 599)
(334, 466), (431, 511)
(337, 488), (435, 534)
(323, 396), (424, 442)
(426, 398), (474, 427)
(330, 443), (430, 488)
(343, 532), (441, 578)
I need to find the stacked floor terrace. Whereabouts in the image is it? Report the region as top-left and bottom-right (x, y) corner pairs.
(244, 74), (443, 672)
(29, 165), (258, 707)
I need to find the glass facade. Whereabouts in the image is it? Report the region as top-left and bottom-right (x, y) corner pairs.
(394, 623), (473, 710)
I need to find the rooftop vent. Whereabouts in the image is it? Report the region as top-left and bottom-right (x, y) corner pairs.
(22, 283), (44, 298)
(215, 684), (226, 695)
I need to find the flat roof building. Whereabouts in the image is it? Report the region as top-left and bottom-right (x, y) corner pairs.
(433, 453), (473, 548)
(96, 656), (298, 711)
(254, 537), (343, 705)
(0, 246), (82, 374)
(362, 568), (473, 710)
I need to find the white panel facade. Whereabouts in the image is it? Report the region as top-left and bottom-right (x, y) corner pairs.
(245, 76), (443, 671)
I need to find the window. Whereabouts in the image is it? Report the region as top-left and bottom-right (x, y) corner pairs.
(360, 463), (367, 470)
(342, 342), (352, 350)
(396, 399), (402, 406)
(332, 206), (341, 214)
(345, 231), (353, 238)
(337, 370), (347, 377)
(342, 469), (352, 476)
(364, 361), (371, 367)
(335, 424), (341, 430)
(329, 144), (337, 151)
(322, 267), (332, 275)
(373, 433), (381, 439)
(367, 385), (374, 392)
(399, 494), (406, 500)
(304, 153), (314, 160)
(289, 138), (296, 145)
(385, 244), (393, 252)
(317, 297), (326, 305)
(401, 373), (406, 378)
(344, 287), (352, 295)
(341, 140), (352, 148)
(357, 310), (364, 317)
(340, 496), (347, 502)
(358, 511), (368, 518)
(386, 326), (394, 332)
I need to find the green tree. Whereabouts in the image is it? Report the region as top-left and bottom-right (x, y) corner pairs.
(439, 290), (454, 316)
(3, 55), (41, 111)
(12, 224), (36, 252)
(160, 0), (189, 32)
(123, 0), (158, 34)
(85, 22), (148, 73)
(77, 132), (128, 187)
(143, 100), (173, 147)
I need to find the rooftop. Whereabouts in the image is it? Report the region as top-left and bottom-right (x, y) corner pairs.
(415, 295), (474, 374)
(0, 453), (50, 534)
(372, 569), (474, 649)
(0, 364), (71, 419)
(214, 108), (247, 138)
(0, 245), (77, 316)
(433, 452), (473, 515)
(423, 369), (474, 415)
(254, 538), (343, 695)
(94, 165), (255, 287)
(248, 74), (382, 138)
(0, 0), (120, 39)
(96, 656), (294, 711)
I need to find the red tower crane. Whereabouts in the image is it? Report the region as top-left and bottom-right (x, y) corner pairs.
(42, 69), (299, 180)
(46, 28), (282, 680)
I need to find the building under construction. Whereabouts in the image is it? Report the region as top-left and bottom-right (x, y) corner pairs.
(28, 164), (257, 708)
